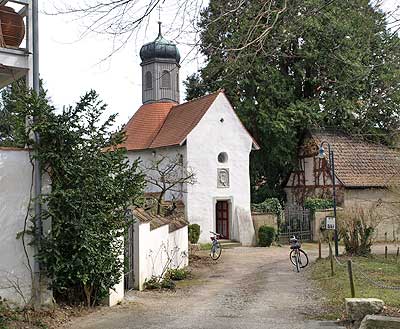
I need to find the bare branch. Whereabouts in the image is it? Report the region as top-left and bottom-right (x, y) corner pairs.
(141, 153), (196, 214)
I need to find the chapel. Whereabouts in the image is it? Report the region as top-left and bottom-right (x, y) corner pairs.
(121, 23), (259, 244)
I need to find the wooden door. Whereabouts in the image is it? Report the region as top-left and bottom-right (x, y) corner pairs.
(216, 201), (229, 239)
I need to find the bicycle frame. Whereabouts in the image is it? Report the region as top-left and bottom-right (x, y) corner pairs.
(209, 231), (222, 260)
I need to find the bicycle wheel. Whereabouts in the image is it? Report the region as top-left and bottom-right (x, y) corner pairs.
(210, 241), (222, 260)
(295, 252), (300, 272)
(290, 249), (300, 272)
(290, 249), (297, 266)
(297, 249), (309, 268)
(289, 249), (309, 269)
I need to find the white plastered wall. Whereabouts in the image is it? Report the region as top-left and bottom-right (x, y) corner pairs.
(127, 146), (187, 202)
(0, 149), (35, 305)
(134, 221), (188, 290)
(185, 93), (255, 244)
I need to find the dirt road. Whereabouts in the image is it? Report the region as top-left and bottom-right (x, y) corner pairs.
(64, 245), (345, 329)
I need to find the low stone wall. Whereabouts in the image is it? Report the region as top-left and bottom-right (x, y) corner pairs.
(314, 207), (400, 243)
(252, 212), (278, 244)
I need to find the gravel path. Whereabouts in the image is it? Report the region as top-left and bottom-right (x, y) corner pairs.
(64, 245), (345, 329)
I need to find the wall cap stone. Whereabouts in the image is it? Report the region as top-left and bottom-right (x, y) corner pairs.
(359, 314), (400, 329)
(345, 298), (384, 321)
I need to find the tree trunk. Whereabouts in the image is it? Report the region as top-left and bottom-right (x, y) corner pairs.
(157, 192), (165, 215)
(83, 284), (93, 307)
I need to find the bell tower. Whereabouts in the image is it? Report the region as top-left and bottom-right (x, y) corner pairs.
(139, 22), (180, 104)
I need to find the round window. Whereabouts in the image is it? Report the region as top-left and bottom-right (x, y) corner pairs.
(217, 152), (228, 163)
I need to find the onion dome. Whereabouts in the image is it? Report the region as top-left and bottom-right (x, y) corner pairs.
(139, 22), (180, 64)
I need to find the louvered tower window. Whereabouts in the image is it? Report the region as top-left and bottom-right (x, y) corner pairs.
(161, 70), (171, 89)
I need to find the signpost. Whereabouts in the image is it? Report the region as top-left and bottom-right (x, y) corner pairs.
(325, 216), (336, 230)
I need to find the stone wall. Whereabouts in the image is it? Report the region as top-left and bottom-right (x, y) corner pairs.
(345, 189), (400, 242)
(252, 212), (278, 244)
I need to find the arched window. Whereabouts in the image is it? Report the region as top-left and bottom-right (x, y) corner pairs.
(145, 71), (152, 89)
(161, 70), (171, 89)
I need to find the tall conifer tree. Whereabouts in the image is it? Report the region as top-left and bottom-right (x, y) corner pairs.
(185, 0), (400, 200)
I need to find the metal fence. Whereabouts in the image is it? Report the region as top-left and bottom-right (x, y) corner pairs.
(279, 207), (312, 242)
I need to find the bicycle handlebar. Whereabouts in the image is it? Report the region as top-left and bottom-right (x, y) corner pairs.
(210, 231), (224, 238)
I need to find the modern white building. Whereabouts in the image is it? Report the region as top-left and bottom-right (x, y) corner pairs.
(121, 25), (259, 244)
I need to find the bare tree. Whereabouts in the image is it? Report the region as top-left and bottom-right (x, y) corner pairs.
(46, 0), (206, 60)
(47, 0), (400, 62)
(142, 154), (196, 215)
(45, 0), (292, 60)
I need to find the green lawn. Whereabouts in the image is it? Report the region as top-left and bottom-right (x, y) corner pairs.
(311, 254), (400, 319)
(199, 242), (212, 251)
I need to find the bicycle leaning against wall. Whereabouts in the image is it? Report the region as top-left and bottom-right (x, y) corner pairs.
(289, 236), (309, 272)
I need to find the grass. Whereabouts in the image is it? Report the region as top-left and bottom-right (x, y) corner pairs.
(311, 254), (400, 319)
(199, 242), (212, 251)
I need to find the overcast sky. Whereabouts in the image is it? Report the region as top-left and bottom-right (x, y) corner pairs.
(37, 0), (399, 128)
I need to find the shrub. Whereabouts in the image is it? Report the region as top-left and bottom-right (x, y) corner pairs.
(338, 206), (382, 256)
(166, 268), (189, 281)
(161, 278), (176, 290)
(144, 274), (179, 290)
(188, 224), (201, 244)
(304, 198), (333, 211)
(258, 225), (275, 247)
(251, 198), (282, 215)
(143, 276), (162, 290)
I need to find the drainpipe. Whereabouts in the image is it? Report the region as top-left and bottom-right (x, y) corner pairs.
(32, 0), (42, 307)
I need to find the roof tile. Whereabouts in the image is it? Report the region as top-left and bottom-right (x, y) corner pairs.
(122, 92), (220, 150)
(311, 130), (400, 187)
(120, 102), (174, 150)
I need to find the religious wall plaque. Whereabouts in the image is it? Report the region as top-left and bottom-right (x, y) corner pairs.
(217, 168), (230, 188)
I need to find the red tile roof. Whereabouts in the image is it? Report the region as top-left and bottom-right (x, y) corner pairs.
(121, 102), (175, 150)
(122, 91), (242, 151)
(121, 91), (259, 151)
(150, 92), (219, 148)
(310, 130), (400, 187)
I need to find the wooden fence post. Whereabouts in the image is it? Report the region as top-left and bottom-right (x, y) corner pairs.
(385, 245), (388, 259)
(329, 242), (334, 277)
(396, 247), (399, 260)
(347, 260), (355, 298)
(318, 239), (322, 260)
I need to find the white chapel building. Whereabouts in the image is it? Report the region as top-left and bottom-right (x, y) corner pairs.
(122, 25), (259, 244)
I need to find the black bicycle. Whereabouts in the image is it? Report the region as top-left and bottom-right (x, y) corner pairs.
(289, 236), (309, 272)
